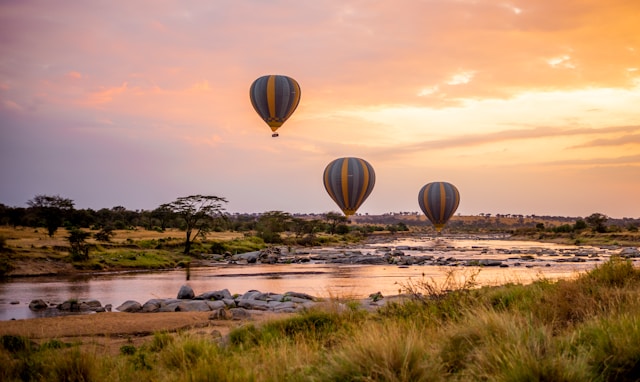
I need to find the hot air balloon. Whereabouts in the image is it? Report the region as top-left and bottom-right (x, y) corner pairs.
(249, 75), (301, 137)
(323, 157), (376, 217)
(418, 182), (460, 232)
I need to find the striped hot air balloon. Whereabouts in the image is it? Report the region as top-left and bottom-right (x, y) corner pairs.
(249, 75), (301, 137)
(418, 182), (460, 232)
(323, 157), (376, 217)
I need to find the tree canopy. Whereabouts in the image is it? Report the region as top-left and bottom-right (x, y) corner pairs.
(160, 195), (228, 254)
(27, 194), (74, 237)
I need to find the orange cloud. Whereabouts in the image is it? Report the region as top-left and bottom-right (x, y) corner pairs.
(84, 82), (129, 106)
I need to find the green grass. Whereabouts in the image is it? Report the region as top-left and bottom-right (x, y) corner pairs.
(210, 235), (266, 255)
(3, 257), (640, 381)
(75, 249), (185, 270)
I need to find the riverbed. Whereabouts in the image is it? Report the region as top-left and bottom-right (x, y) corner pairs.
(1, 235), (633, 321)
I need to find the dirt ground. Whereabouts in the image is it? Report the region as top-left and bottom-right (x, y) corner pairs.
(0, 310), (285, 355)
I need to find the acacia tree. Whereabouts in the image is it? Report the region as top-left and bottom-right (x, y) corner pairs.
(27, 194), (75, 237)
(160, 195), (228, 254)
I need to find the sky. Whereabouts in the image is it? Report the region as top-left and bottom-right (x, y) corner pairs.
(1, 0), (639, 219)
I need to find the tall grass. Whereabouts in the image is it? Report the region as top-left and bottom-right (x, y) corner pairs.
(3, 257), (640, 381)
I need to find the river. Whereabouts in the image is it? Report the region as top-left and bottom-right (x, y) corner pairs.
(0, 235), (629, 321)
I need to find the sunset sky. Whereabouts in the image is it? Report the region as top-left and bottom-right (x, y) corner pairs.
(1, 1), (639, 218)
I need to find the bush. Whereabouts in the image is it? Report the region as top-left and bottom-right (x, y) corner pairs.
(578, 256), (640, 288)
(336, 224), (350, 234)
(1, 335), (34, 353)
(68, 228), (91, 261)
(94, 227), (114, 242)
(120, 344), (137, 355)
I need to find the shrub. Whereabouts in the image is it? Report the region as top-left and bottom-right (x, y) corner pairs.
(94, 227), (115, 242)
(578, 256), (640, 288)
(120, 344), (137, 355)
(68, 228), (91, 261)
(0, 335), (34, 353)
(573, 313), (640, 380)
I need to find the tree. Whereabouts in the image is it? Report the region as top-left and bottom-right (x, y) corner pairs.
(68, 228), (91, 261)
(574, 219), (588, 231)
(256, 211), (292, 243)
(323, 211), (348, 234)
(586, 213), (608, 233)
(160, 195), (228, 254)
(27, 195), (74, 237)
(151, 205), (173, 231)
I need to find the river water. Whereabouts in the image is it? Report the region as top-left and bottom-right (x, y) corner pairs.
(0, 236), (629, 321)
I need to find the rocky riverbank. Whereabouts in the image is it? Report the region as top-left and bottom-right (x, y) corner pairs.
(7, 234), (640, 322)
(24, 284), (396, 322)
(209, 236), (640, 268)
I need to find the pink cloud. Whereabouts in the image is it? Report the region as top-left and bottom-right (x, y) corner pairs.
(84, 82), (129, 106)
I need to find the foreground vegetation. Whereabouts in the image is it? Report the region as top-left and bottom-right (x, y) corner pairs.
(2, 257), (640, 381)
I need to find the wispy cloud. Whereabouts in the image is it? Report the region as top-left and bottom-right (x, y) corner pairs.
(374, 125), (640, 157)
(541, 153), (640, 167)
(570, 133), (640, 149)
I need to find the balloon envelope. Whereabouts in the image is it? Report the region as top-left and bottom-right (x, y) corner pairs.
(323, 157), (376, 217)
(418, 182), (460, 232)
(249, 75), (301, 135)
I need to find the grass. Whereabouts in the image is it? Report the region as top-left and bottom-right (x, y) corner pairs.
(3, 257), (640, 381)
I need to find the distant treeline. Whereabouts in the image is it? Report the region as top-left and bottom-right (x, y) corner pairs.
(0, 196), (410, 241)
(1, 195), (638, 236)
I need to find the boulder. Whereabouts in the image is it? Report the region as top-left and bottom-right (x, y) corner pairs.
(62, 299), (103, 312)
(239, 290), (263, 300)
(284, 291), (315, 301)
(228, 308), (251, 320)
(269, 301), (297, 312)
(177, 300), (214, 312)
(195, 289), (233, 301)
(222, 298), (237, 307)
(141, 299), (163, 313)
(209, 308), (233, 320)
(117, 300), (142, 313)
(237, 299), (269, 311)
(177, 285), (195, 299)
(233, 251), (260, 263)
(205, 300), (226, 310)
(29, 299), (48, 311)
(620, 247), (640, 258)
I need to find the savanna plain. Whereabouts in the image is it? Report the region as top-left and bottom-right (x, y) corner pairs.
(2, 215), (640, 381)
